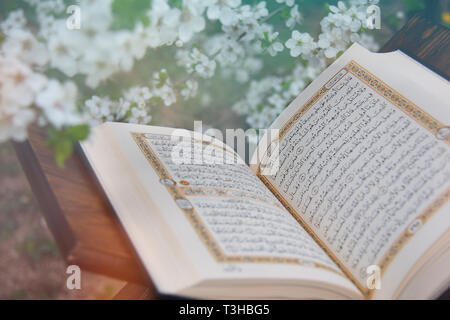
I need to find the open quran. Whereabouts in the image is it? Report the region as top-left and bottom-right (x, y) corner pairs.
(80, 44), (450, 299)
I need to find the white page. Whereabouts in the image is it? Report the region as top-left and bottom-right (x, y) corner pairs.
(82, 122), (361, 298)
(253, 43), (450, 298)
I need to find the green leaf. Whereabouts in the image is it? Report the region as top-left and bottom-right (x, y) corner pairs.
(281, 80), (292, 91)
(403, 0), (425, 12)
(299, 57), (308, 67)
(124, 108), (133, 120)
(55, 138), (73, 168)
(155, 70), (169, 88)
(281, 7), (290, 19)
(140, 15), (150, 27)
(65, 124), (90, 142)
(46, 124), (90, 167)
(170, 0), (183, 9)
(256, 103), (265, 113)
(149, 96), (163, 105)
(259, 31), (272, 50)
(112, 0), (152, 29)
(46, 127), (60, 146)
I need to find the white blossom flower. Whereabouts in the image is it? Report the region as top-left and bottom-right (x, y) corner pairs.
(0, 9), (26, 34)
(80, 40), (118, 88)
(289, 78), (306, 96)
(253, 2), (269, 19)
(268, 42), (284, 56)
(0, 0), (380, 147)
(267, 93), (287, 108)
(168, 3), (206, 43)
(79, 0), (114, 35)
(317, 33), (339, 58)
(286, 5), (303, 29)
(0, 51), (41, 142)
(128, 107), (152, 124)
(2, 29), (49, 66)
(84, 96), (135, 126)
(0, 55), (47, 109)
(195, 58), (216, 78)
(35, 80), (81, 129)
(285, 31), (316, 57)
(125, 86), (153, 104)
(232, 54), (325, 129)
(206, 0), (241, 26)
(37, 15), (57, 38)
(179, 48), (217, 78)
(329, 1), (348, 14)
(85, 96), (114, 125)
(0, 106), (36, 142)
(216, 39), (245, 65)
(265, 32), (284, 56)
(146, 0), (177, 46)
(156, 84), (177, 106)
(114, 31), (144, 71)
(181, 79), (199, 100)
(46, 29), (81, 77)
(358, 33), (379, 52)
(276, 0), (295, 7)
(29, 0), (65, 19)
(115, 99), (132, 120)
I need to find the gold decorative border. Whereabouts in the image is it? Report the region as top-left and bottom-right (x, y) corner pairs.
(346, 60), (450, 146)
(258, 61), (449, 173)
(182, 186), (285, 209)
(279, 85), (330, 139)
(378, 186), (450, 272)
(258, 60), (450, 297)
(369, 186), (450, 299)
(131, 132), (342, 275)
(259, 175), (370, 295)
(257, 67), (349, 175)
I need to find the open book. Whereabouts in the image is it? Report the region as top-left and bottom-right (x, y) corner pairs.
(80, 44), (450, 299)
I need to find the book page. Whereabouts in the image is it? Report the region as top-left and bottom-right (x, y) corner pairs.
(131, 129), (339, 270)
(253, 44), (450, 297)
(83, 122), (361, 298)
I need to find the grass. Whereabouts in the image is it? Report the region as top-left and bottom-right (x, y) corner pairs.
(16, 230), (60, 264)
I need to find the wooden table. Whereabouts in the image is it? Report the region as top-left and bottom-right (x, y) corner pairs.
(13, 13), (450, 300)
